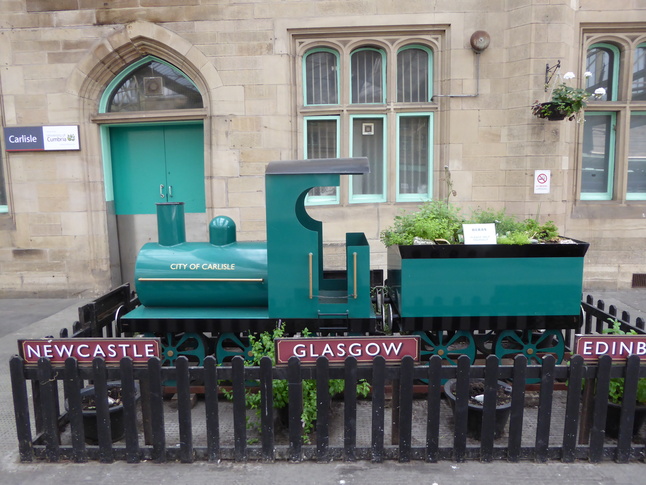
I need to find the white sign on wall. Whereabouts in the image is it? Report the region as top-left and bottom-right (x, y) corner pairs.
(534, 170), (551, 194)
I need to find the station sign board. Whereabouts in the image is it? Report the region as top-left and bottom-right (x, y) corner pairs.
(574, 334), (646, 362)
(274, 335), (420, 365)
(18, 338), (161, 366)
(4, 125), (80, 151)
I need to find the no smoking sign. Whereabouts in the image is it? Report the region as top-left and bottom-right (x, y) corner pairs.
(534, 170), (551, 194)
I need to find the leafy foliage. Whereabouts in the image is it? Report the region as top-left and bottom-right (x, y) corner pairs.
(226, 324), (371, 442)
(603, 320), (646, 405)
(380, 200), (464, 246)
(381, 202), (563, 247)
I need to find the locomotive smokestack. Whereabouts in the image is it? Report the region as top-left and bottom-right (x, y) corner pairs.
(156, 202), (186, 246)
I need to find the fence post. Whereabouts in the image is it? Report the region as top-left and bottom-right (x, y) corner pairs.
(344, 356), (358, 462)
(37, 357), (60, 462)
(562, 355), (584, 462)
(119, 357), (140, 464)
(10, 356), (33, 462)
(589, 355), (612, 463)
(176, 356), (194, 463)
(203, 356), (220, 462)
(535, 354), (556, 462)
(398, 355), (414, 463)
(232, 356), (247, 462)
(616, 355), (640, 463)
(259, 356), (274, 461)
(480, 354), (500, 462)
(63, 357), (87, 463)
(453, 355), (471, 462)
(91, 358), (113, 463)
(507, 355), (527, 462)
(316, 357), (330, 462)
(370, 356), (385, 463)
(287, 356), (303, 462)
(147, 357), (166, 463)
(425, 355), (442, 463)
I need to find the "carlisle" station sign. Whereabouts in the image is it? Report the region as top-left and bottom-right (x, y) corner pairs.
(4, 125), (80, 151)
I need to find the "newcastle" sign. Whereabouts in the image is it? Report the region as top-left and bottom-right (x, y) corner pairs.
(19, 338), (161, 366)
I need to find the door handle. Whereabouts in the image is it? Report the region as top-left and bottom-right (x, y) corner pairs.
(168, 185), (173, 198)
(159, 184), (165, 198)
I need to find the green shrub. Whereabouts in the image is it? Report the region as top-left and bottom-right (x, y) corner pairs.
(382, 202), (563, 247)
(380, 200), (464, 246)
(226, 324), (371, 442)
(604, 320), (646, 405)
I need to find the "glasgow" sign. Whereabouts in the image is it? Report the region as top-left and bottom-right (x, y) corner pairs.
(274, 335), (420, 365)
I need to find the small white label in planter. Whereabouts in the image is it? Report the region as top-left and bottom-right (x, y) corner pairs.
(463, 223), (497, 244)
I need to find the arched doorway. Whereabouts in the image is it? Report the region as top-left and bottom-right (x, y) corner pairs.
(100, 56), (207, 286)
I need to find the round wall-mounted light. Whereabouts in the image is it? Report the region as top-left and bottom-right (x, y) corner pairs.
(470, 31), (491, 53)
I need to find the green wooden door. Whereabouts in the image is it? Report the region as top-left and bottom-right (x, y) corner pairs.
(111, 123), (205, 214)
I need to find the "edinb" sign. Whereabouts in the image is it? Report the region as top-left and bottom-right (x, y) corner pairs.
(575, 335), (646, 362)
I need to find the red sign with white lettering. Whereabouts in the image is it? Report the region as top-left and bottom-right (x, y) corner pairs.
(274, 336), (420, 365)
(18, 338), (161, 366)
(575, 335), (646, 362)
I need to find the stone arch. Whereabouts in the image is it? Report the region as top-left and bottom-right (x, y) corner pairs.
(70, 21), (221, 110)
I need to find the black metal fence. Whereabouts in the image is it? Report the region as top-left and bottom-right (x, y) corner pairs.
(9, 289), (646, 464)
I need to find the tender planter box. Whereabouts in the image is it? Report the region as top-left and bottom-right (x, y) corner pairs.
(387, 240), (589, 332)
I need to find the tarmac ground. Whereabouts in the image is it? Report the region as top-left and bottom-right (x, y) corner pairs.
(0, 288), (644, 484)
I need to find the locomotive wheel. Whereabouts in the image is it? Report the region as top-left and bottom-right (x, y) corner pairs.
(215, 332), (254, 363)
(494, 330), (565, 383)
(473, 330), (498, 355)
(145, 332), (209, 367)
(144, 332), (209, 387)
(414, 331), (476, 383)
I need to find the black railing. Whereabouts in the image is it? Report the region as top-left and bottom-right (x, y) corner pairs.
(9, 291), (646, 463)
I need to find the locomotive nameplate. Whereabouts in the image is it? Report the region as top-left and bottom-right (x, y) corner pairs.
(574, 334), (646, 362)
(274, 336), (420, 365)
(18, 338), (161, 366)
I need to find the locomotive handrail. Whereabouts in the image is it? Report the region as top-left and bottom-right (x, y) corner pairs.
(308, 252), (313, 299)
(352, 252), (357, 299)
(137, 277), (264, 282)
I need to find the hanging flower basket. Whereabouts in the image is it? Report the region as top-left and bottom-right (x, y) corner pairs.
(532, 102), (568, 121)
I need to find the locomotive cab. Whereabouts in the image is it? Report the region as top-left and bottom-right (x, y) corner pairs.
(265, 158), (375, 326)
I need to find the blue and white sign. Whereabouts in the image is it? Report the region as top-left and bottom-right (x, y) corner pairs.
(4, 126), (80, 151)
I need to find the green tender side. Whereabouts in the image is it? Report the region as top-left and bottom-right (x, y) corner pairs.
(391, 252), (585, 317)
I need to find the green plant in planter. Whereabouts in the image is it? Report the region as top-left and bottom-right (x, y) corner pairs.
(381, 202), (563, 247)
(226, 324), (370, 443)
(469, 208), (560, 245)
(380, 200), (464, 246)
(603, 320), (646, 405)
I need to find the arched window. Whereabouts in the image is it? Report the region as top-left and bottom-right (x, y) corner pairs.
(304, 49), (339, 106)
(397, 46), (432, 102)
(585, 43), (619, 102)
(351, 48), (386, 104)
(102, 56), (203, 113)
(632, 44), (646, 101)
